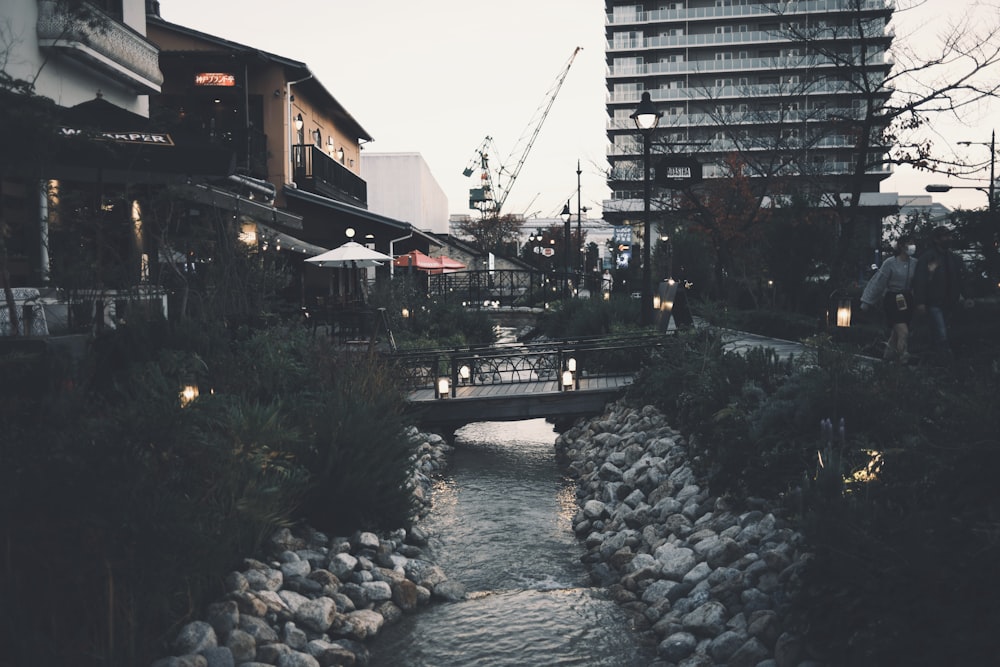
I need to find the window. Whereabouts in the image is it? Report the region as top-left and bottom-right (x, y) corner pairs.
(715, 78), (734, 87)
(89, 0), (124, 20)
(715, 25), (734, 34)
(715, 52), (733, 60)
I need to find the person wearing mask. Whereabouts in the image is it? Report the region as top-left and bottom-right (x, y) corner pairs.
(861, 235), (918, 362)
(912, 226), (973, 360)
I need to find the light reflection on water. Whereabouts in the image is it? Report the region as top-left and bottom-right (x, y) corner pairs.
(369, 419), (656, 667)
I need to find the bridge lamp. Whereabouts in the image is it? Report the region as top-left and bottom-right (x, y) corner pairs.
(836, 299), (852, 328)
(567, 357), (577, 373)
(459, 364), (471, 384)
(561, 369), (574, 391)
(179, 382), (200, 408)
(401, 307), (410, 319)
(436, 377), (451, 399)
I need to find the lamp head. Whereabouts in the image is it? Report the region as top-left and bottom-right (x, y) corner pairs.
(630, 91), (661, 131)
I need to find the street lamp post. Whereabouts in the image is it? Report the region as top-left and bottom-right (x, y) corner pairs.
(958, 129), (996, 213)
(631, 91), (661, 326)
(926, 131), (998, 282)
(560, 200), (572, 293)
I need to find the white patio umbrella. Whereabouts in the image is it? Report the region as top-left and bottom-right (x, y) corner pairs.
(305, 240), (393, 268)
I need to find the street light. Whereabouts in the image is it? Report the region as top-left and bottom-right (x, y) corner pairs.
(560, 201), (572, 295)
(631, 91), (661, 326)
(958, 129), (996, 213)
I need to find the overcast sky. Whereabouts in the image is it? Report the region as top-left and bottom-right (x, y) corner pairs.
(159, 0), (999, 219)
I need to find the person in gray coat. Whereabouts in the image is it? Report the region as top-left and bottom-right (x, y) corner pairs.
(861, 235), (918, 362)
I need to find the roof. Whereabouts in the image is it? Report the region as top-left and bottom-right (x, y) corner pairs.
(147, 17), (373, 141)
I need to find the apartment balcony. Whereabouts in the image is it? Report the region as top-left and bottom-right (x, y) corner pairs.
(292, 144), (367, 206)
(36, 0), (163, 93)
(606, 0), (894, 27)
(607, 81), (891, 106)
(607, 54), (891, 79)
(608, 26), (892, 54)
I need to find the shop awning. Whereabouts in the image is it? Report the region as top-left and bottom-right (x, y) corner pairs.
(172, 183), (304, 230)
(257, 224), (328, 256)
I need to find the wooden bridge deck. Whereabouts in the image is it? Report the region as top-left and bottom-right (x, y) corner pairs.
(406, 373), (634, 402)
(403, 374), (635, 430)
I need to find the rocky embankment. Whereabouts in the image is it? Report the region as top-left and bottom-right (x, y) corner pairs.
(151, 427), (459, 667)
(556, 400), (816, 667)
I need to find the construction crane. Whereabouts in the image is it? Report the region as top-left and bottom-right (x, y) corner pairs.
(463, 46), (582, 218)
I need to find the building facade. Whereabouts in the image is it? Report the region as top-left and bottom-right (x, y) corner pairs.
(603, 0), (894, 222)
(362, 153), (449, 234)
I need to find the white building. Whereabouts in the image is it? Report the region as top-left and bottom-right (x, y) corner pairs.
(361, 152), (450, 234)
(4, 0), (162, 116)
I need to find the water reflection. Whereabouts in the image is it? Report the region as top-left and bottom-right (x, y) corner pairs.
(369, 419), (656, 666)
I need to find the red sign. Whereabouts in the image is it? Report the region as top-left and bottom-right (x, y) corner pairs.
(194, 72), (236, 87)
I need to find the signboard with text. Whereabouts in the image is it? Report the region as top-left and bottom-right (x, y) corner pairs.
(194, 72), (236, 87)
(654, 155), (703, 188)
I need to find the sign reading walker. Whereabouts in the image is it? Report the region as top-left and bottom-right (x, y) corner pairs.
(59, 127), (175, 146)
(654, 155), (703, 187)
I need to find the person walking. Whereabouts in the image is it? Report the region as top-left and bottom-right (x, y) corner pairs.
(602, 269), (614, 296)
(912, 225), (972, 360)
(861, 235), (918, 362)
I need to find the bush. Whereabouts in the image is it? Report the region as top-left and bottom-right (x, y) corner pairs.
(626, 322), (1000, 665)
(0, 320), (417, 665)
(534, 296), (641, 339)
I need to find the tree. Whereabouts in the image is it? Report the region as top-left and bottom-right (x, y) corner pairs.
(455, 213), (524, 256)
(768, 0), (1000, 285)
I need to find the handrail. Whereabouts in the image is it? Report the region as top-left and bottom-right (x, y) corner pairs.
(389, 333), (668, 395)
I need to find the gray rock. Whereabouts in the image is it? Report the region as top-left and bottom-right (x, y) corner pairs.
(173, 621), (217, 655)
(361, 580), (393, 602)
(199, 646), (234, 667)
(281, 621), (309, 651)
(583, 499), (607, 519)
(205, 601), (239, 641)
(728, 636), (770, 667)
(239, 615), (278, 643)
(654, 544), (697, 580)
(707, 629), (746, 662)
(658, 631), (697, 662)
(682, 600), (728, 637)
(344, 609), (384, 640)
(294, 597), (338, 633)
(433, 579), (467, 601)
(224, 629), (255, 664)
(276, 650), (320, 667)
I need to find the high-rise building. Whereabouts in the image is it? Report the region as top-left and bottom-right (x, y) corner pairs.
(603, 0), (894, 222)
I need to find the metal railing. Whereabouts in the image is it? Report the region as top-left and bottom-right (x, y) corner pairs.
(389, 332), (668, 396)
(425, 269), (584, 306)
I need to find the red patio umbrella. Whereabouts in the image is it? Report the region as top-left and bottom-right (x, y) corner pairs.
(393, 250), (442, 271)
(427, 255), (466, 274)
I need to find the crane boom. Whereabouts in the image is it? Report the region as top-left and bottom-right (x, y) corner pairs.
(463, 46), (582, 217)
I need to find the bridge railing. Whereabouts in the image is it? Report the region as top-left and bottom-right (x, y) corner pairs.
(388, 332), (668, 396)
(426, 269), (584, 307)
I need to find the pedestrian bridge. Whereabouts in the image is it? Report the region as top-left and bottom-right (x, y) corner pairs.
(393, 333), (666, 432)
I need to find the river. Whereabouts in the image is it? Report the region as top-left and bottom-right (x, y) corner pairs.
(369, 418), (658, 667)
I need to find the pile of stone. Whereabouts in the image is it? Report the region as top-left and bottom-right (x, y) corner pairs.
(151, 427), (460, 667)
(556, 400), (816, 667)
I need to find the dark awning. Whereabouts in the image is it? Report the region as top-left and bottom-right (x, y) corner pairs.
(172, 183), (304, 230)
(257, 224), (328, 256)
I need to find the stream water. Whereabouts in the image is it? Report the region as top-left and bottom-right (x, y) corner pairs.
(369, 418), (657, 666)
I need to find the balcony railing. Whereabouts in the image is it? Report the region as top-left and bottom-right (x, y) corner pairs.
(36, 0), (163, 93)
(606, 0), (893, 26)
(292, 144), (367, 205)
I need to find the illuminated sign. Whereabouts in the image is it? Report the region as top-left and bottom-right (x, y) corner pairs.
(194, 72), (236, 87)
